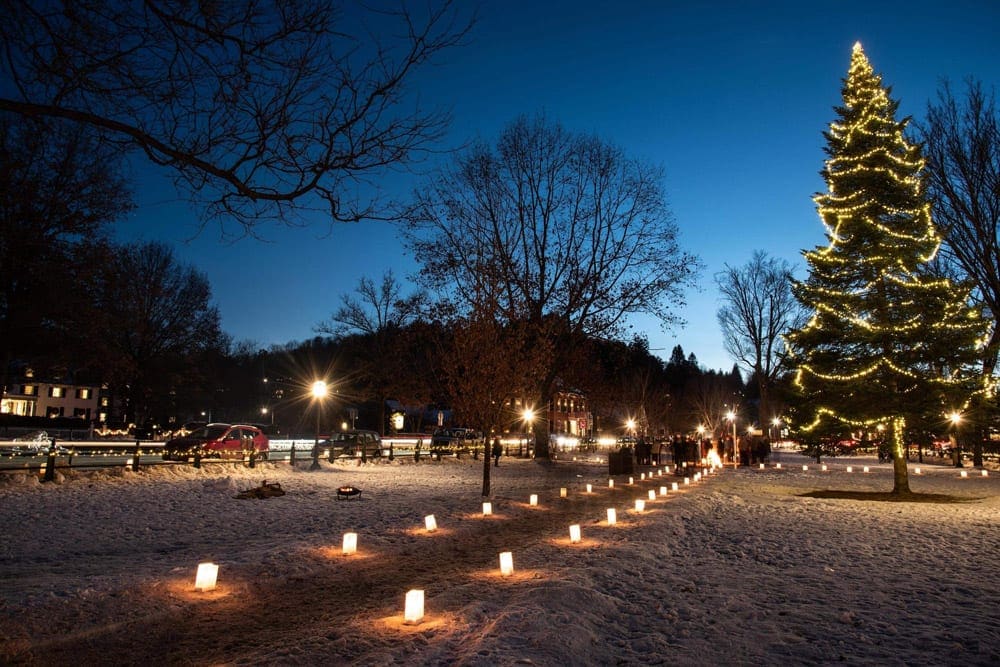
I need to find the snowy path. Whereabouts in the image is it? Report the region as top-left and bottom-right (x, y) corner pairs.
(1, 454), (998, 665)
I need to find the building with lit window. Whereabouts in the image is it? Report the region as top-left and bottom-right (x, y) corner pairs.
(1, 369), (103, 422)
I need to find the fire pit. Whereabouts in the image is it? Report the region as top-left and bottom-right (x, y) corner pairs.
(337, 486), (362, 500)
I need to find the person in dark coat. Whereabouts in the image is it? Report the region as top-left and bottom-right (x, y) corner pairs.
(492, 437), (503, 467)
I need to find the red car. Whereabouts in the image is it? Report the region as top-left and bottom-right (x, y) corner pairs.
(163, 423), (269, 461)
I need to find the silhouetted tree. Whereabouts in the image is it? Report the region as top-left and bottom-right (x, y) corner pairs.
(919, 80), (1000, 467)
(716, 251), (805, 429)
(317, 271), (427, 434)
(78, 242), (225, 426)
(0, 1), (473, 232)
(0, 114), (132, 391)
(403, 114), (700, 456)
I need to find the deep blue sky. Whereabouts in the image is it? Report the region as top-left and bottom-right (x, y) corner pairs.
(119, 0), (1000, 372)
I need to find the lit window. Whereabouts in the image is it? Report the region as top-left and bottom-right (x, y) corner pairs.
(49, 387), (65, 398)
(77, 388), (91, 400)
(100, 397), (109, 407)
(23, 385), (36, 396)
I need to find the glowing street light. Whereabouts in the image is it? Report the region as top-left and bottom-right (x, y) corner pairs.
(311, 380), (329, 470)
(726, 410), (738, 466)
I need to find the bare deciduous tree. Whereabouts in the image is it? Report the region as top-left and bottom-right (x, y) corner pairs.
(0, 114), (132, 391)
(79, 241), (224, 425)
(0, 0), (473, 234)
(919, 80), (1000, 374)
(918, 80), (1000, 468)
(316, 271), (426, 434)
(440, 276), (551, 496)
(403, 114), (700, 456)
(318, 271), (426, 338)
(716, 251), (804, 428)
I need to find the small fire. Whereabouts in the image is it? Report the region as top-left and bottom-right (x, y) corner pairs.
(706, 449), (723, 469)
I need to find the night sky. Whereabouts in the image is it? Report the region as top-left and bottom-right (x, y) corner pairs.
(117, 0), (1000, 372)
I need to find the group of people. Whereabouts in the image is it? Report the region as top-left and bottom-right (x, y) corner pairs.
(725, 436), (772, 466)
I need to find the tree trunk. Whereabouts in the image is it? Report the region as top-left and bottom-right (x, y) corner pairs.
(890, 416), (911, 495)
(481, 436), (492, 496)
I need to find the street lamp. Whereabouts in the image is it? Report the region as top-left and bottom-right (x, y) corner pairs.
(726, 410), (737, 467)
(949, 411), (963, 468)
(521, 407), (535, 457)
(771, 417), (781, 442)
(311, 380), (329, 471)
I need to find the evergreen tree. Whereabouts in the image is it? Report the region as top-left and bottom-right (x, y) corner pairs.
(786, 43), (991, 494)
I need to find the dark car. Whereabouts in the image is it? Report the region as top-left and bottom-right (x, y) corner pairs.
(162, 423), (269, 461)
(327, 429), (382, 459)
(430, 427), (482, 454)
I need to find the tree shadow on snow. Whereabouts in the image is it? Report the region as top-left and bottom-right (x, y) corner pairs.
(799, 490), (983, 503)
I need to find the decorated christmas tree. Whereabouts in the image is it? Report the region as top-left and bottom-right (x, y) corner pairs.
(786, 43), (992, 494)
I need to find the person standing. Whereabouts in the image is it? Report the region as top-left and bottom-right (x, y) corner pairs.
(492, 437), (503, 467)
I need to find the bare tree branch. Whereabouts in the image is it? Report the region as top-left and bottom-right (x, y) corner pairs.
(0, 0), (474, 235)
(918, 79), (1000, 374)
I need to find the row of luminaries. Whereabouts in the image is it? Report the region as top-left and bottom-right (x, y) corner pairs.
(189, 463), (720, 623)
(760, 462), (989, 476)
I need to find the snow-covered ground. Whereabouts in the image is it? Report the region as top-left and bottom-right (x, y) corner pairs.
(1, 451), (998, 666)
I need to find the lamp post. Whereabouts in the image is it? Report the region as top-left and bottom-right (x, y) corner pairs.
(949, 411), (962, 468)
(726, 410), (737, 467)
(311, 380), (329, 471)
(771, 417), (781, 442)
(696, 425), (706, 462)
(522, 408), (535, 458)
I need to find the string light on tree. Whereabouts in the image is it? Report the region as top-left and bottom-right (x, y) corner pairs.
(785, 42), (991, 495)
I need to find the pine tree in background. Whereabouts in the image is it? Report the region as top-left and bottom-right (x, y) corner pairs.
(786, 43), (992, 495)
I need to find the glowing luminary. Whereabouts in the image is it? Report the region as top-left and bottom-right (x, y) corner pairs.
(821, 465), (828, 472)
(629, 477), (634, 485)
(499, 551), (514, 576)
(342, 532), (358, 555)
(634, 499), (645, 512)
(914, 467), (922, 475)
(194, 562), (218, 592)
(960, 470), (969, 478)
(776, 463), (782, 469)
(671, 482), (679, 492)
(982, 470), (989, 477)
(846, 466), (854, 473)
(607, 508), (617, 525)
(659, 486), (667, 496)
(863, 466), (870, 473)
(694, 473), (701, 482)
(683, 477), (690, 485)
(608, 479), (615, 488)
(759, 463), (765, 469)
(640, 473), (646, 481)
(802, 465), (809, 472)
(425, 515), (437, 532)
(560, 487), (567, 498)
(404, 589), (424, 624)
(569, 524), (582, 543)
(647, 489), (656, 501)
(586, 484), (593, 493)
(482, 502), (493, 516)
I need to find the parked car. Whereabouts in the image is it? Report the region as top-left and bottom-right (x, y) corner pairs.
(327, 429), (382, 459)
(430, 427), (483, 454)
(162, 423), (269, 461)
